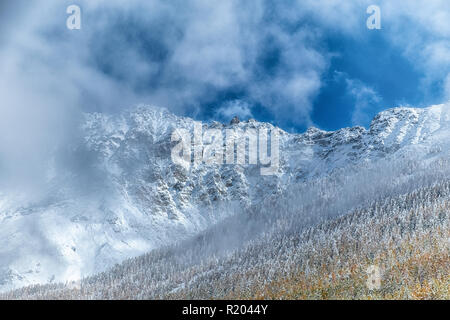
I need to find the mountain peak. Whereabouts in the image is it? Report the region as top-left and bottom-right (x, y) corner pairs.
(230, 116), (240, 125)
(2, 103), (450, 292)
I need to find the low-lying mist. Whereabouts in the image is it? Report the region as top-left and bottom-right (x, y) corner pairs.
(126, 153), (450, 271)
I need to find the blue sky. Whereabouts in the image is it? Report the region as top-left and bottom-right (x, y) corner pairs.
(1, 0), (449, 134)
(312, 29), (423, 131)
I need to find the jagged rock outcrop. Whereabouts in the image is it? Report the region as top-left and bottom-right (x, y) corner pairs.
(0, 102), (449, 291)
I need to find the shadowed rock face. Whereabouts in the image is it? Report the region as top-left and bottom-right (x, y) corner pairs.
(230, 116), (240, 125)
(0, 102), (449, 291)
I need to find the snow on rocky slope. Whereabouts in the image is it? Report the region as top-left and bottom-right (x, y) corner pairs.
(0, 102), (449, 291)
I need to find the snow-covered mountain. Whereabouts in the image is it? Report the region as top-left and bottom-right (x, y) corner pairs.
(0, 102), (449, 292)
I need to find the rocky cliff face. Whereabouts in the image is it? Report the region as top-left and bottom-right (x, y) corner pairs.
(0, 103), (449, 291)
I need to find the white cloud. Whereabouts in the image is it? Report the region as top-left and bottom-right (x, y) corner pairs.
(215, 100), (253, 121)
(444, 74), (450, 101)
(1, 0), (449, 146)
(345, 78), (382, 126)
(377, 0), (450, 99)
(0, 0), (333, 129)
(0, 0), (449, 194)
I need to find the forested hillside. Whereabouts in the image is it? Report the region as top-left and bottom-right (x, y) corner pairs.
(3, 157), (449, 299)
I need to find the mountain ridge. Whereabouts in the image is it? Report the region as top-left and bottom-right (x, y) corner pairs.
(0, 102), (449, 291)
